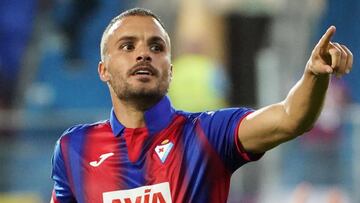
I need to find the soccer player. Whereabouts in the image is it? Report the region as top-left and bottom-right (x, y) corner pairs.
(50, 8), (353, 203)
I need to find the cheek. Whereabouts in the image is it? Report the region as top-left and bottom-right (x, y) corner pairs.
(108, 52), (132, 66)
(107, 57), (130, 76)
(160, 65), (171, 80)
(158, 57), (172, 74)
(107, 67), (122, 82)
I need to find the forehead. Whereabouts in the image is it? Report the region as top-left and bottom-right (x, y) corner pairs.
(106, 16), (169, 45)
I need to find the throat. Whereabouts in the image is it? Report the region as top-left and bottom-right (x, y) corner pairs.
(121, 94), (162, 112)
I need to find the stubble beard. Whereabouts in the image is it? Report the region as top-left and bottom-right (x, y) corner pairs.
(110, 76), (170, 111)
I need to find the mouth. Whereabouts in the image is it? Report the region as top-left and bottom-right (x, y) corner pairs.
(130, 63), (157, 77)
(132, 67), (153, 76)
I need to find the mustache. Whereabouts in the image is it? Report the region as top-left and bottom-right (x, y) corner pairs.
(129, 62), (159, 76)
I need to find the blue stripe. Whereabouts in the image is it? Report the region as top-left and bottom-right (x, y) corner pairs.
(118, 137), (146, 188)
(67, 127), (88, 203)
(181, 119), (210, 202)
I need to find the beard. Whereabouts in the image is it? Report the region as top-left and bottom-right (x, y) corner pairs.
(109, 74), (170, 111)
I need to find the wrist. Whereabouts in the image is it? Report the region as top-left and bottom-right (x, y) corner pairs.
(305, 63), (331, 79)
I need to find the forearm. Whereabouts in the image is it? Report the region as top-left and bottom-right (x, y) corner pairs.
(238, 69), (330, 152)
(283, 68), (330, 135)
(238, 26), (352, 153)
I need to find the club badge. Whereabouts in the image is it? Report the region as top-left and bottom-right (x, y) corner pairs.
(155, 139), (174, 163)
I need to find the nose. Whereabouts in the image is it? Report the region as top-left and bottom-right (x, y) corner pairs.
(136, 54), (152, 62)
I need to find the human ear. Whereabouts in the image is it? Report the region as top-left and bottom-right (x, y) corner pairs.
(169, 64), (173, 81)
(98, 61), (110, 82)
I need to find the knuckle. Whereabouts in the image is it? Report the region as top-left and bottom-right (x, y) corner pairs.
(341, 51), (347, 59)
(349, 52), (354, 58)
(334, 50), (341, 57)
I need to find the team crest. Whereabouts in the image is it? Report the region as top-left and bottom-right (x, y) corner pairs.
(155, 139), (174, 163)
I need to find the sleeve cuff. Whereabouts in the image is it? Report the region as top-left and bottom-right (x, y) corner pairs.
(234, 111), (265, 162)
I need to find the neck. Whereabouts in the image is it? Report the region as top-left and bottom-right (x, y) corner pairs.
(110, 92), (162, 129)
(114, 101), (146, 128)
(112, 97), (146, 128)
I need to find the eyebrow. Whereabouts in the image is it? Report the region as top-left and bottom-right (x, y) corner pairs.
(148, 36), (166, 45)
(116, 36), (137, 44)
(116, 35), (167, 45)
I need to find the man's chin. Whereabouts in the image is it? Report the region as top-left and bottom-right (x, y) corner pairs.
(131, 86), (159, 95)
(131, 90), (165, 100)
(121, 90), (165, 110)
(118, 86), (165, 100)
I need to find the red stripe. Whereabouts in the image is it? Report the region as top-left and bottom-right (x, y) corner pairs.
(82, 122), (123, 202)
(234, 111), (253, 161)
(51, 189), (58, 203)
(60, 136), (76, 195)
(146, 115), (189, 203)
(195, 120), (231, 202)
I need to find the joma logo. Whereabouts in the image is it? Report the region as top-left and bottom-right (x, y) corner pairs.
(103, 182), (172, 203)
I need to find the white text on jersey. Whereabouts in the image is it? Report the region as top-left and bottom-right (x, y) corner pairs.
(103, 182), (172, 203)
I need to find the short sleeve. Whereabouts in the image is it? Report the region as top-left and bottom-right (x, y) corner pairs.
(51, 138), (76, 202)
(198, 107), (264, 172)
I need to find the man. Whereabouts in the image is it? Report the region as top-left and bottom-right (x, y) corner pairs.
(50, 8), (353, 203)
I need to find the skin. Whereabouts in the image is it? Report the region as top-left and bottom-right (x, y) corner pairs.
(238, 26), (353, 153)
(98, 16), (172, 128)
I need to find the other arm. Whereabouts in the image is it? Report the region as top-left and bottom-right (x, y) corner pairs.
(238, 26), (353, 153)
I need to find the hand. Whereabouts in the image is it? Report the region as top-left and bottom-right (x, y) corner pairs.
(306, 26), (353, 77)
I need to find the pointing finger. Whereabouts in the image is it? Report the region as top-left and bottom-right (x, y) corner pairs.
(316, 26), (336, 52)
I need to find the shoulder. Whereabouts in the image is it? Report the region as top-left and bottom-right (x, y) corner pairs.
(174, 107), (253, 129)
(176, 107), (253, 121)
(58, 120), (110, 142)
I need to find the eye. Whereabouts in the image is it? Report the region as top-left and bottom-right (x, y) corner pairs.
(120, 42), (135, 51)
(150, 43), (164, 53)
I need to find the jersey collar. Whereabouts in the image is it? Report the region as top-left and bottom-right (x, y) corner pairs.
(110, 96), (176, 137)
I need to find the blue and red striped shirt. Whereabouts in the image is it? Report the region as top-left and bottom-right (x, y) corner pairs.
(51, 96), (263, 203)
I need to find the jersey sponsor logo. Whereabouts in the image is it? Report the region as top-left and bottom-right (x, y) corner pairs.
(205, 111), (215, 116)
(103, 182), (172, 203)
(155, 139), (174, 163)
(89, 152), (114, 167)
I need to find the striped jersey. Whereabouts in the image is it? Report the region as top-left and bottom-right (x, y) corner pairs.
(51, 96), (263, 203)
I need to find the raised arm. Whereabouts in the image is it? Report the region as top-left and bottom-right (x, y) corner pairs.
(238, 26), (353, 153)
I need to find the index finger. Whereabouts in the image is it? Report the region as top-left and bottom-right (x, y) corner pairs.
(316, 26), (336, 50)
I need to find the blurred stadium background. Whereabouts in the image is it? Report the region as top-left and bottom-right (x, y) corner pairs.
(0, 0), (359, 202)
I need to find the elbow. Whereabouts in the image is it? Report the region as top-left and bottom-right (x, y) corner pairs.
(281, 108), (318, 137)
(289, 121), (316, 137)
(293, 126), (312, 137)
(281, 114), (314, 139)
